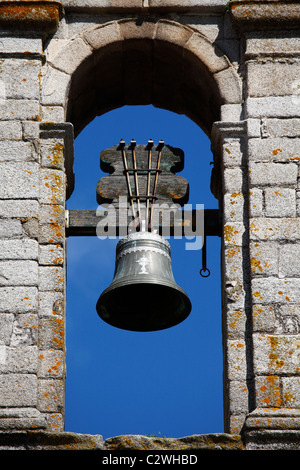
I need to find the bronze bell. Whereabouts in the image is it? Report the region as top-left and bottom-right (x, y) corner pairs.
(96, 230), (192, 332)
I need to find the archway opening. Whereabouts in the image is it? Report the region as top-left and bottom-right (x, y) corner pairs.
(66, 32), (222, 140)
(65, 105), (223, 439)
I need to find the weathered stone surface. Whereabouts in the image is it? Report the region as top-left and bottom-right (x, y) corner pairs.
(0, 408), (46, 433)
(39, 203), (65, 225)
(0, 220), (24, 239)
(39, 291), (64, 318)
(0, 0), (63, 33)
(27, 431), (104, 450)
(246, 118), (261, 138)
(246, 96), (300, 118)
(38, 317), (64, 350)
(282, 378), (300, 408)
(11, 314), (38, 347)
(39, 244), (64, 265)
(22, 121), (40, 141)
(148, 0), (227, 9)
(40, 138), (64, 169)
(223, 222), (245, 246)
(0, 314), (14, 346)
(245, 33), (300, 58)
(0, 430), (104, 450)
(38, 350), (65, 378)
(252, 278), (300, 304)
(223, 192), (244, 222)
(0, 239), (38, 260)
(275, 304), (300, 335)
(279, 244), (300, 278)
(227, 380), (249, 414)
(255, 375), (281, 408)
(0, 200), (39, 218)
(250, 217), (300, 241)
(0, 162), (39, 199)
(223, 168), (244, 193)
(224, 192), (245, 223)
(250, 241), (278, 276)
(249, 188), (263, 217)
(230, 0), (300, 32)
(0, 346), (38, 373)
(252, 304), (276, 333)
(214, 67), (242, 104)
(22, 218), (39, 239)
(156, 19), (193, 46)
(46, 413), (64, 433)
(39, 169), (65, 205)
(0, 37), (43, 55)
(0, 99), (39, 121)
(264, 188), (296, 218)
(38, 223), (64, 245)
(245, 430), (300, 450)
(48, 37), (92, 75)
(185, 32), (230, 74)
(244, 408), (300, 449)
(0, 260), (38, 286)
(41, 105), (65, 123)
(0, 287), (38, 313)
(0, 121), (22, 140)
(220, 103), (243, 122)
(0, 58), (41, 100)
(249, 162), (298, 186)
(0, 374), (37, 407)
(247, 60), (300, 98)
(224, 245), (244, 279)
(41, 67), (70, 107)
(262, 118), (300, 138)
(104, 433), (244, 450)
(61, 0), (228, 10)
(226, 308), (247, 339)
(181, 15), (222, 42)
(63, 0), (143, 9)
(222, 139), (244, 167)
(253, 334), (300, 375)
(39, 266), (64, 292)
(38, 378), (64, 412)
(226, 339), (247, 380)
(248, 137), (300, 163)
(83, 20), (122, 50)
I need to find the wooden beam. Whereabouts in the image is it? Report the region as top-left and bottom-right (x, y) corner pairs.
(66, 208), (221, 237)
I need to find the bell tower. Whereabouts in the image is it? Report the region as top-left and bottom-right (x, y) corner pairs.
(0, 0), (300, 450)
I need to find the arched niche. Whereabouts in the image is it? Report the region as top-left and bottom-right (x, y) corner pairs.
(42, 18), (242, 198)
(41, 16), (246, 434)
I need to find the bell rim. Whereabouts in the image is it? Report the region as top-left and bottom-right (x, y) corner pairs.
(96, 279), (192, 332)
(98, 277), (191, 303)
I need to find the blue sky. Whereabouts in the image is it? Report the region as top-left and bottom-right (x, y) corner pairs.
(64, 105), (223, 440)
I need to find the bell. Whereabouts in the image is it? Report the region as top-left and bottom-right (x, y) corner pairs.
(96, 231), (192, 332)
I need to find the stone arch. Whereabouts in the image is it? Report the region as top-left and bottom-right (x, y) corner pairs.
(42, 17), (242, 164)
(41, 16), (245, 434)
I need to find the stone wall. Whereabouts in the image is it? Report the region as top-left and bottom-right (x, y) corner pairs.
(0, 0), (299, 450)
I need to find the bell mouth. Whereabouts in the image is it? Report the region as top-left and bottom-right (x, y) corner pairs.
(96, 280), (191, 332)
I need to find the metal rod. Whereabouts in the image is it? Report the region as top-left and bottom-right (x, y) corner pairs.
(200, 234), (210, 277)
(131, 139), (141, 225)
(149, 140), (164, 228)
(202, 235), (207, 271)
(146, 139), (153, 230)
(120, 139), (136, 220)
